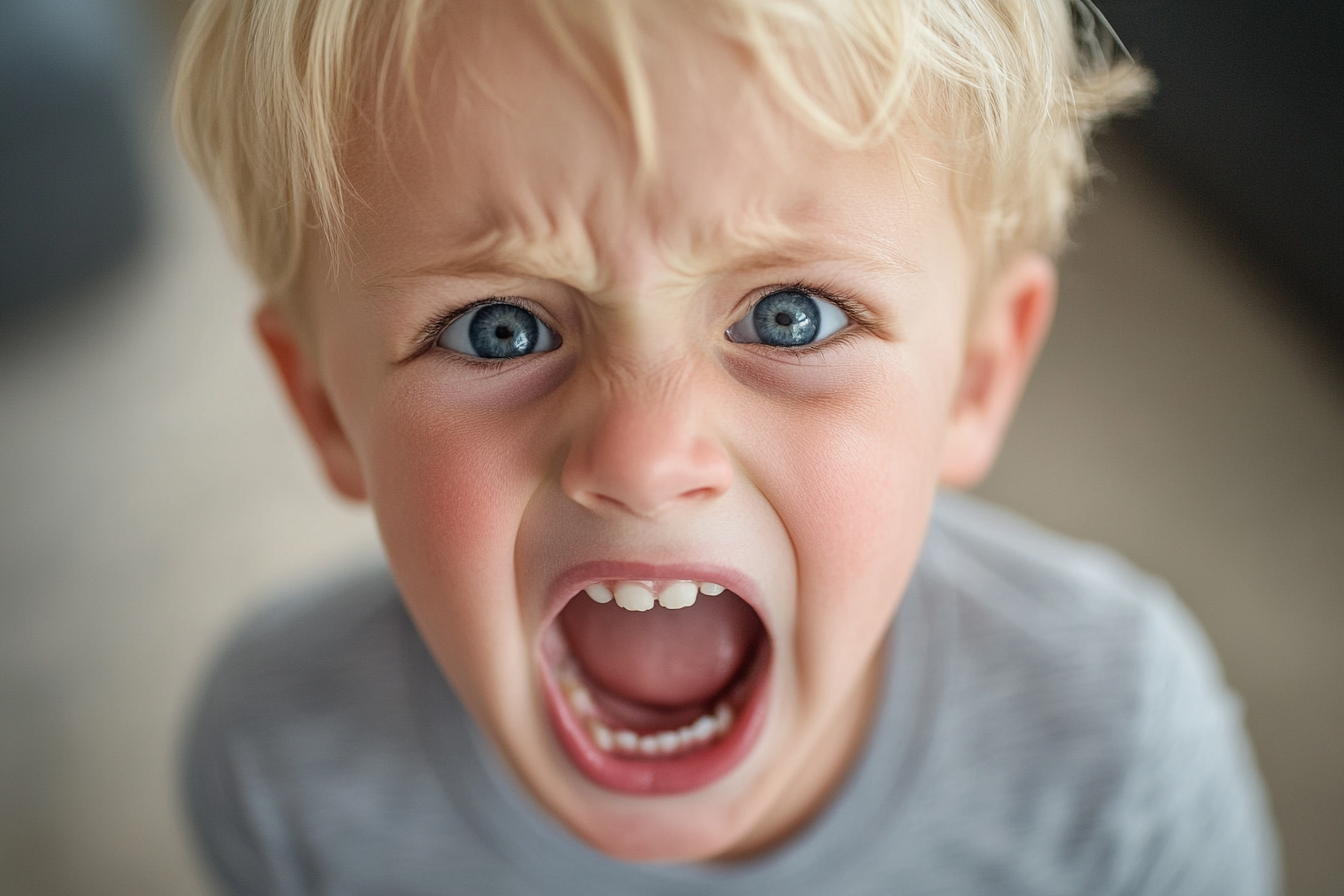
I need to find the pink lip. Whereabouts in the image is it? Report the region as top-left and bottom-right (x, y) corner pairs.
(535, 559), (773, 795)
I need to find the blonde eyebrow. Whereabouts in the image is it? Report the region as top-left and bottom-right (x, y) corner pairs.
(663, 217), (921, 282)
(716, 243), (919, 278)
(373, 224), (610, 295)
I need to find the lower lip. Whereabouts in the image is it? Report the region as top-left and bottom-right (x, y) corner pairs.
(541, 650), (771, 795)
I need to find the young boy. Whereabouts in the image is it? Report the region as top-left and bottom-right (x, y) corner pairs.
(173, 1), (1278, 892)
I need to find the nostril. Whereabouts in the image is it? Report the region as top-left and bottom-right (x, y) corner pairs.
(679, 486), (720, 502)
(587, 483), (722, 519)
(583, 492), (642, 516)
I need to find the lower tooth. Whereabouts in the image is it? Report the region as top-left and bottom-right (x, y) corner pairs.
(567, 664), (739, 755)
(591, 722), (614, 752)
(593, 709), (737, 756)
(558, 664), (580, 689)
(569, 686), (595, 716)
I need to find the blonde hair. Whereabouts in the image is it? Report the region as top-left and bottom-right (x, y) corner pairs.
(172, 0), (1149, 308)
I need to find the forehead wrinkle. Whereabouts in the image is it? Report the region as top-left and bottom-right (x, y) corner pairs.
(656, 211), (921, 283)
(369, 217), (610, 295)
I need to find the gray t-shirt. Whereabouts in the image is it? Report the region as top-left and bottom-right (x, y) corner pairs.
(183, 493), (1279, 895)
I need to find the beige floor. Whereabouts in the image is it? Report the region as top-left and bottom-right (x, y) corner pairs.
(0, 119), (1340, 896)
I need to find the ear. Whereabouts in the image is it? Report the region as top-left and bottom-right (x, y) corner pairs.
(939, 252), (1056, 488)
(254, 304), (368, 501)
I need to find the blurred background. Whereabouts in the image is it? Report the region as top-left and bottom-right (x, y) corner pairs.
(0, 0), (1339, 893)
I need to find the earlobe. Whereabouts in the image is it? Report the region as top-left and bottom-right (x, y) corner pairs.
(939, 252), (1056, 488)
(254, 303), (368, 502)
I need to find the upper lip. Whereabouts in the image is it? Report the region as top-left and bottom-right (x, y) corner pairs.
(538, 559), (769, 637)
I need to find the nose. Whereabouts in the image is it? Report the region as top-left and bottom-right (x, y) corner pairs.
(560, 383), (733, 519)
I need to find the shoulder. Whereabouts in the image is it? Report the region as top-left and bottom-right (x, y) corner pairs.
(924, 490), (1214, 698)
(183, 560), (443, 797)
(902, 492), (1279, 895)
(181, 562), (469, 894)
(918, 489), (1209, 778)
(920, 490), (1246, 782)
(194, 561), (411, 726)
(928, 489), (1182, 628)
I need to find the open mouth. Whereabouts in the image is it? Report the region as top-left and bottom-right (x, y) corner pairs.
(539, 575), (771, 795)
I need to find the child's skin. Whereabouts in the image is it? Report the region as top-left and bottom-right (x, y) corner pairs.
(257, 6), (1055, 863)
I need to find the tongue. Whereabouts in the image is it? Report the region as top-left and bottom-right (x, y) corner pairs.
(558, 590), (763, 708)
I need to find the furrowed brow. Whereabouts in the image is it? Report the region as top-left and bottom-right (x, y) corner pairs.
(668, 220), (920, 281)
(373, 226), (608, 294)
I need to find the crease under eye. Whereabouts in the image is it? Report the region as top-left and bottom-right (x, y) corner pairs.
(437, 302), (559, 359)
(727, 288), (850, 348)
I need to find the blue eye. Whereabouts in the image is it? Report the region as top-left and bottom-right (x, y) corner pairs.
(726, 289), (849, 347)
(438, 303), (559, 359)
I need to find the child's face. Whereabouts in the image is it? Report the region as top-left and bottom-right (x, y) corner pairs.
(264, 9), (1051, 862)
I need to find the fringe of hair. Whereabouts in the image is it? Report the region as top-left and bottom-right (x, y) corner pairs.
(172, 0), (1151, 309)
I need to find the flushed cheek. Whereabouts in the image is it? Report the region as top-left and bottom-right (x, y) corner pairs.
(360, 380), (557, 725)
(741, 377), (945, 699)
(371, 410), (523, 571)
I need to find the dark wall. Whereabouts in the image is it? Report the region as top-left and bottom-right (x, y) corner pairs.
(1098, 1), (1343, 339)
(0, 0), (151, 323)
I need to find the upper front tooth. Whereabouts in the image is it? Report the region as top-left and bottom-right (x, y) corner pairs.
(657, 581), (698, 609)
(613, 582), (656, 611)
(698, 582), (725, 596)
(584, 583), (614, 604)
